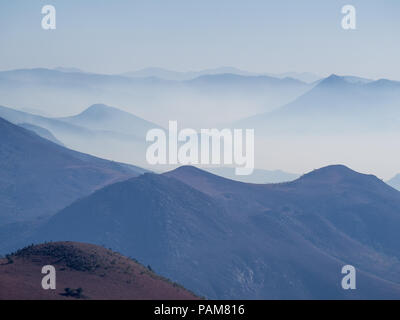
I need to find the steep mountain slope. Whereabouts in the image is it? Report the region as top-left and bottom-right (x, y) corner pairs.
(29, 165), (400, 299)
(0, 242), (198, 300)
(0, 105), (153, 166)
(18, 122), (65, 146)
(0, 117), (145, 224)
(168, 165), (400, 258)
(239, 74), (400, 134)
(33, 173), (233, 298)
(0, 104), (95, 144)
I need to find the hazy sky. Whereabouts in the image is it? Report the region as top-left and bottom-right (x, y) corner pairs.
(0, 0), (400, 79)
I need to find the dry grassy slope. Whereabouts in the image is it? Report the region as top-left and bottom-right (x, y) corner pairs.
(0, 241), (199, 300)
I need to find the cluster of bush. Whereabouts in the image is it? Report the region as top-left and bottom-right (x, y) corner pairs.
(61, 287), (84, 299)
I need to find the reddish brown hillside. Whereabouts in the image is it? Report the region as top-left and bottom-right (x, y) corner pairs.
(0, 242), (199, 300)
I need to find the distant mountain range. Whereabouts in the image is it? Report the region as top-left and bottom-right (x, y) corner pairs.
(0, 104), (309, 176)
(0, 68), (313, 126)
(122, 67), (321, 83)
(17, 164), (400, 299)
(238, 74), (400, 134)
(3, 68), (398, 134)
(54, 67), (88, 74)
(58, 104), (158, 138)
(0, 117), (145, 225)
(186, 73), (306, 88)
(1, 67), (400, 299)
(0, 104), (158, 167)
(203, 167), (299, 184)
(0, 242), (198, 300)
(265, 71), (322, 83)
(122, 66), (256, 81)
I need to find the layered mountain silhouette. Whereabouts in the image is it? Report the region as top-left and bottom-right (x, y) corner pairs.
(0, 117), (145, 225)
(185, 73), (309, 112)
(265, 71), (321, 83)
(2, 67), (400, 299)
(122, 66), (258, 81)
(58, 104), (159, 138)
(0, 242), (198, 300)
(187, 73), (305, 88)
(0, 68), (312, 127)
(0, 104), (157, 166)
(26, 165), (400, 299)
(0, 104), (94, 145)
(239, 74), (400, 134)
(122, 67), (321, 83)
(18, 123), (65, 146)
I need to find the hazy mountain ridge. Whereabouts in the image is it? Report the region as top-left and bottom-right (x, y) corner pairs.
(122, 66), (258, 81)
(58, 103), (160, 138)
(0, 117), (145, 225)
(0, 68), (313, 127)
(22, 164), (400, 299)
(238, 74), (400, 134)
(1, 69), (400, 299)
(186, 73), (305, 87)
(122, 67), (321, 83)
(18, 123), (65, 146)
(0, 104), (157, 167)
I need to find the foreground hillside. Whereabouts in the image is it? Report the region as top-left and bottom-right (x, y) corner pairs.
(29, 165), (400, 299)
(0, 242), (198, 300)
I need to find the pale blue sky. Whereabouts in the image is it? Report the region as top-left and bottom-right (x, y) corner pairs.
(0, 0), (399, 79)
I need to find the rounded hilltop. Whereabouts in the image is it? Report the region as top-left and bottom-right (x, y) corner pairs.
(0, 241), (199, 300)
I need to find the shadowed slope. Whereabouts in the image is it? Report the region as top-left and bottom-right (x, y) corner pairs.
(0, 117), (145, 224)
(27, 165), (400, 299)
